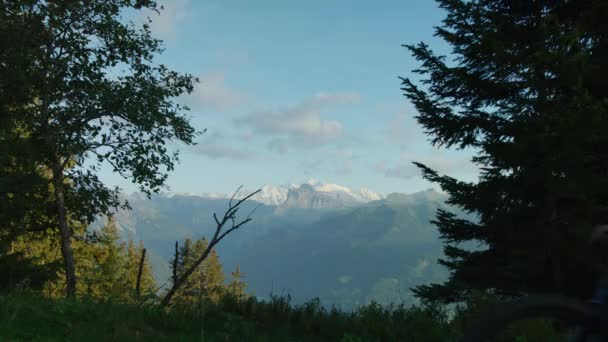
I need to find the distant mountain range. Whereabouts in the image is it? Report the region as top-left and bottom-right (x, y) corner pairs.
(97, 181), (458, 310)
(149, 180), (385, 207)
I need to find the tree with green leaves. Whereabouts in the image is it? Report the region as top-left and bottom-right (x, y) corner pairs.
(401, 0), (608, 304)
(1, 1), (200, 298)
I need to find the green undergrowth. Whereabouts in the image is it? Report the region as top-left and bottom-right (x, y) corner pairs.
(0, 290), (568, 341)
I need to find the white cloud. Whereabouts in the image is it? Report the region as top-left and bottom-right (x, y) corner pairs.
(379, 151), (479, 180)
(234, 92), (359, 151)
(300, 159), (325, 170)
(192, 130), (255, 160)
(381, 162), (420, 180)
(386, 109), (429, 148)
(338, 158), (353, 175)
(182, 73), (249, 112)
(139, 0), (190, 40)
(300, 150), (358, 176)
(267, 139), (289, 155)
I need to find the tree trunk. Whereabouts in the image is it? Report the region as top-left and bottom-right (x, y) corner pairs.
(136, 247), (146, 297)
(51, 161), (77, 298)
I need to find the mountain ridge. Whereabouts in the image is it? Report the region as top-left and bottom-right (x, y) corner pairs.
(101, 184), (453, 310)
(130, 181), (432, 208)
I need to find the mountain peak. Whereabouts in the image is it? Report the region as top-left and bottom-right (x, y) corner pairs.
(281, 184), (359, 209)
(132, 181), (384, 207)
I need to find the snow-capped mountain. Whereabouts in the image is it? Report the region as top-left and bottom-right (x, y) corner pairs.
(277, 180), (385, 209)
(305, 180), (383, 203)
(250, 185), (290, 206)
(134, 180), (385, 207)
(280, 183), (356, 209)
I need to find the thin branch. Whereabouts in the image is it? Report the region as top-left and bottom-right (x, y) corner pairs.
(247, 203), (263, 220)
(228, 185), (243, 208)
(216, 218), (253, 242)
(160, 187), (262, 307)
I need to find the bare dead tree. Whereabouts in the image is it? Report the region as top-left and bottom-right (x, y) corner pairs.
(172, 241), (179, 286)
(161, 186), (262, 307)
(136, 247), (147, 297)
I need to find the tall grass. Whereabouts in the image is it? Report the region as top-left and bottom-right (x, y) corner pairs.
(0, 289), (571, 341)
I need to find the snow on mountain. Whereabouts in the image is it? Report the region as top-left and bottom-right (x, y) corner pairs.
(250, 185), (289, 206)
(130, 181), (384, 207)
(353, 187), (384, 202)
(277, 180), (385, 209)
(305, 180), (384, 203)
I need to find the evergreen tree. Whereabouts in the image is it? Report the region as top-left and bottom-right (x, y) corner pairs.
(90, 218), (130, 300)
(401, 0), (608, 304)
(3, 219), (94, 299)
(172, 237), (226, 304)
(228, 265), (248, 302)
(197, 239), (225, 302)
(126, 239), (157, 299)
(0, 229), (62, 293)
(0, 125), (62, 292)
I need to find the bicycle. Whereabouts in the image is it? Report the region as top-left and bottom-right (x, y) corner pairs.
(461, 225), (608, 341)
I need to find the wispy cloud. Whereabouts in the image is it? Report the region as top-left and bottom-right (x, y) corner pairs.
(300, 150), (359, 176)
(378, 151), (478, 180)
(266, 139), (289, 155)
(385, 109), (430, 149)
(182, 73), (249, 112)
(337, 158), (353, 175)
(192, 130), (255, 160)
(383, 163), (422, 179)
(234, 92), (359, 152)
(138, 0), (190, 40)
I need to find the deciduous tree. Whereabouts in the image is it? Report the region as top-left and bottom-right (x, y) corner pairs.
(1, 0), (200, 298)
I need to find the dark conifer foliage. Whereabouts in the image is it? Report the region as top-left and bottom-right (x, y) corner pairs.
(402, 0), (608, 303)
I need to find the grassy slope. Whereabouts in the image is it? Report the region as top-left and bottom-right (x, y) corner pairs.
(0, 290), (567, 341)
(0, 291), (452, 342)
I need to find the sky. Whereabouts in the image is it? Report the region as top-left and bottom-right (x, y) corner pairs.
(99, 0), (480, 196)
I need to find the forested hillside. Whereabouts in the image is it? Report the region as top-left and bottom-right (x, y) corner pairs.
(2, 0), (607, 341)
(93, 188), (455, 309)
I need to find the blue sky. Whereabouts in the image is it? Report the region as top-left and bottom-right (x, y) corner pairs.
(100, 0), (480, 195)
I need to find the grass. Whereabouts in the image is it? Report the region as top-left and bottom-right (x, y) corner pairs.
(0, 289), (571, 341)
(0, 290), (456, 341)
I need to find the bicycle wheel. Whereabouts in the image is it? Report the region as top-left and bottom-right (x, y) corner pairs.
(461, 294), (603, 342)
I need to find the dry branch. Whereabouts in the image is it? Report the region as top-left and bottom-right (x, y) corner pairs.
(136, 247), (146, 297)
(172, 241), (179, 286)
(160, 186), (262, 307)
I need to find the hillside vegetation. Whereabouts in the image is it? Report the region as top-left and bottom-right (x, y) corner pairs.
(0, 290), (566, 341)
(2, 0), (607, 341)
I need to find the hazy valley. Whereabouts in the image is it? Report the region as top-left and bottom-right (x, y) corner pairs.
(96, 182), (457, 310)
